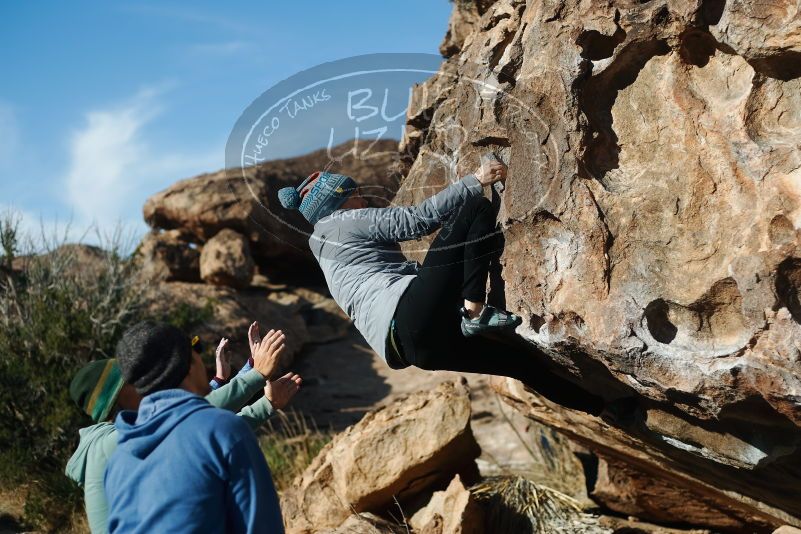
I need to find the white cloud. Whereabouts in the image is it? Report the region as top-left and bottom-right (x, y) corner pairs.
(63, 85), (222, 234)
(65, 88), (158, 227)
(0, 103), (20, 169)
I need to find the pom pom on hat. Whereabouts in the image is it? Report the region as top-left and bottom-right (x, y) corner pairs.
(278, 187), (301, 210)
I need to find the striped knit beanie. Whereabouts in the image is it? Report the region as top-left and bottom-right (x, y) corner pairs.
(278, 171), (357, 225)
(70, 358), (125, 423)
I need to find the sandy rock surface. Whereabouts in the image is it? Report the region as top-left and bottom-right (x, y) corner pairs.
(281, 380), (481, 533)
(137, 229), (201, 282)
(396, 0), (801, 528)
(410, 475), (484, 534)
(199, 228), (255, 288)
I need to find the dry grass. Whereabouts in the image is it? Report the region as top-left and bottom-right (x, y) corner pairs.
(471, 475), (584, 534)
(259, 409), (332, 492)
(491, 392), (590, 498)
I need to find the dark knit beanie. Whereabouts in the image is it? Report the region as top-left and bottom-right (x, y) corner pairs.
(278, 171), (357, 225)
(115, 321), (192, 396)
(69, 358), (125, 422)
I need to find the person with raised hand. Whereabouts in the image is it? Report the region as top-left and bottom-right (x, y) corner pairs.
(249, 327), (286, 380)
(239, 372), (302, 428)
(104, 321), (286, 533)
(205, 324), (285, 412)
(66, 321), (297, 533)
(208, 320), (265, 390)
(208, 337), (231, 390)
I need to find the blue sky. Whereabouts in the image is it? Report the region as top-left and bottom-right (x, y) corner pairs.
(0, 1), (453, 243)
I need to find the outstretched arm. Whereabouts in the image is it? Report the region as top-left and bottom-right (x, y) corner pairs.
(342, 161), (506, 243)
(206, 369), (265, 411)
(345, 174), (483, 243)
(237, 372), (302, 430)
(209, 338), (232, 391)
(206, 327), (287, 411)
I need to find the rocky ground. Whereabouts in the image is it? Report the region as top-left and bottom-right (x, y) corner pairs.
(131, 135), (788, 532)
(393, 0), (801, 531)
(49, 0), (797, 530)
(289, 327), (586, 493)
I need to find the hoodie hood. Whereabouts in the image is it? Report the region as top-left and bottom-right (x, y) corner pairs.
(65, 422), (116, 486)
(114, 389), (211, 459)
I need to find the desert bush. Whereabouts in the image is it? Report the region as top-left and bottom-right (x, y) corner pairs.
(0, 210), (19, 272)
(0, 216), (147, 530)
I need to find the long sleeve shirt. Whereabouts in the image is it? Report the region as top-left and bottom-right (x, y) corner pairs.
(308, 174), (484, 367)
(209, 357), (254, 391)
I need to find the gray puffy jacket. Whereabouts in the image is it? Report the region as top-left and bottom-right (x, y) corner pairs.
(308, 174), (483, 367)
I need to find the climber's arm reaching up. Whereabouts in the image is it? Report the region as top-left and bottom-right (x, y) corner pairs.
(341, 160), (507, 243)
(345, 174), (484, 243)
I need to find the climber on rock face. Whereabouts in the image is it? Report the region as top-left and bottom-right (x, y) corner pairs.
(279, 158), (605, 416)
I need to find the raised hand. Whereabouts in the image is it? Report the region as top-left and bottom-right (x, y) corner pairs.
(474, 159), (508, 186)
(215, 338), (231, 381)
(264, 372), (302, 410)
(247, 321), (260, 361)
(251, 329), (286, 380)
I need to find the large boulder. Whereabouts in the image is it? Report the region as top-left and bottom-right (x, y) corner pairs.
(143, 139), (401, 278)
(199, 228), (255, 288)
(281, 380), (481, 533)
(401, 0), (801, 529)
(266, 286), (352, 343)
(137, 229), (200, 282)
(492, 376), (795, 532)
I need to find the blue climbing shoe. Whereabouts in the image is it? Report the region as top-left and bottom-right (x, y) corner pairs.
(460, 305), (522, 337)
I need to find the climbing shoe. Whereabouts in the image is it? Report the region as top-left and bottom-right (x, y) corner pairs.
(460, 305), (522, 337)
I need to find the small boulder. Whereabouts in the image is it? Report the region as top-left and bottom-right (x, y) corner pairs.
(410, 475), (484, 534)
(200, 228), (254, 288)
(281, 380), (481, 533)
(137, 230), (200, 282)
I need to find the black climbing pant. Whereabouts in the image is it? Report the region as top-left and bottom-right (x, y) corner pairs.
(393, 194), (605, 416)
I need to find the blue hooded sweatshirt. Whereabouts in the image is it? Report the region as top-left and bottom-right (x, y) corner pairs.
(104, 389), (284, 533)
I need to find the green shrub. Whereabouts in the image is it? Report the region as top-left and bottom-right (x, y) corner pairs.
(162, 299), (215, 332)
(0, 210), (19, 272)
(0, 212), (289, 531)
(0, 216), (145, 531)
